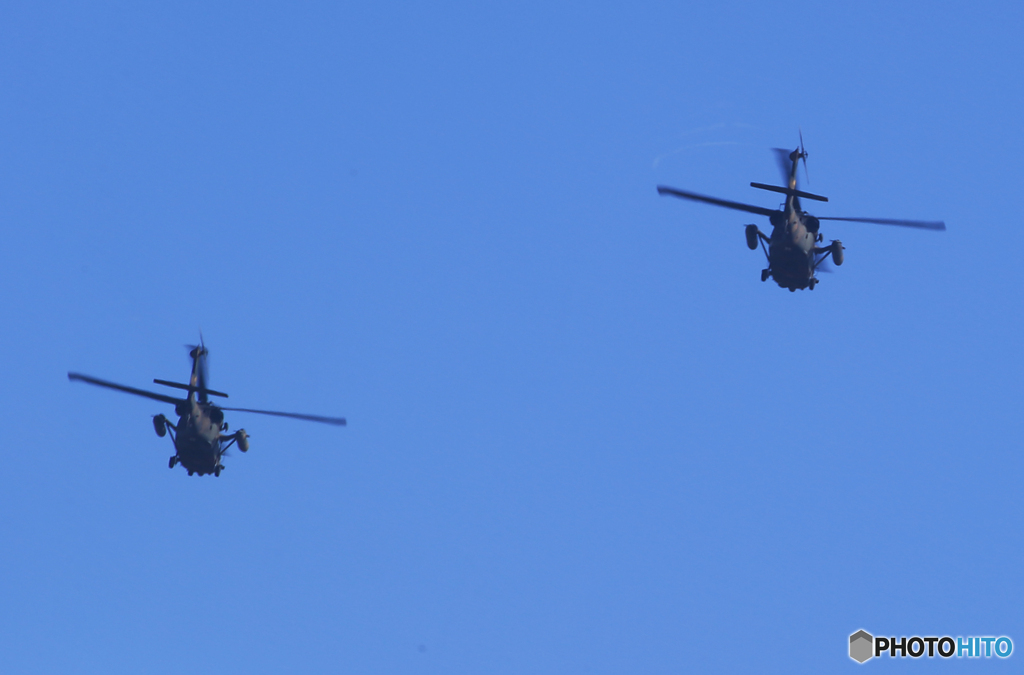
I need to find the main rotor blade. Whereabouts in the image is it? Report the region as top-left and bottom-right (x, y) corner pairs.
(656, 186), (777, 217)
(68, 372), (184, 406)
(818, 216), (946, 231)
(771, 148), (793, 186)
(220, 406), (347, 426)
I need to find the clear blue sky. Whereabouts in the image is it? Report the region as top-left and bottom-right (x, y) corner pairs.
(1, 1), (1021, 672)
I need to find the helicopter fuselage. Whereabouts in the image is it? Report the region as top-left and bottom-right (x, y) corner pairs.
(764, 208), (821, 290)
(165, 400), (230, 476)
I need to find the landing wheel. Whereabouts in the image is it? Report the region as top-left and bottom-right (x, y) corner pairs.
(187, 470), (194, 476)
(761, 269), (770, 282)
(215, 468), (221, 477)
(169, 456), (177, 469)
(809, 278), (817, 290)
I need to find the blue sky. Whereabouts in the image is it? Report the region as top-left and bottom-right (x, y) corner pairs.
(1, 1), (1021, 672)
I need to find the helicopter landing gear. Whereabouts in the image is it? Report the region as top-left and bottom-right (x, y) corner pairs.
(809, 278), (817, 290)
(761, 269), (771, 282)
(187, 470), (194, 476)
(169, 455), (178, 469)
(214, 466), (222, 477)
(153, 414), (168, 437)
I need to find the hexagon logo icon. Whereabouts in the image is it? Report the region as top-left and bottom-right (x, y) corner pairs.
(850, 630), (874, 663)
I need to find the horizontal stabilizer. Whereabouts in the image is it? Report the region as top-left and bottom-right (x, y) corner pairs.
(750, 182), (828, 202)
(154, 379), (229, 398)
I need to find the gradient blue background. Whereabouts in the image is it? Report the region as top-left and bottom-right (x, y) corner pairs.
(1, 1), (1020, 672)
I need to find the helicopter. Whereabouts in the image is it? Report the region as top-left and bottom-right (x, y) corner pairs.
(68, 341), (346, 477)
(656, 137), (945, 291)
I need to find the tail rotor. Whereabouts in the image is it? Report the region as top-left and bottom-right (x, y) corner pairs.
(771, 130), (811, 188)
(798, 129), (810, 185)
(186, 335), (211, 403)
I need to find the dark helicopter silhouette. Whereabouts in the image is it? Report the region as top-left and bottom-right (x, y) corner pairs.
(68, 342), (346, 476)
(657, 137), (945, 291)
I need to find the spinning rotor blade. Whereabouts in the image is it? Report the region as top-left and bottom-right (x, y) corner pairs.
(771, 148), (793, 186)
(220, 406), (347, 426)
(68, 373), (184, 406)
(656, 186), (777, 217)
(818, 216), (946, 231)
(799, 129), (809, 184)
(198, 353), (208, 395)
